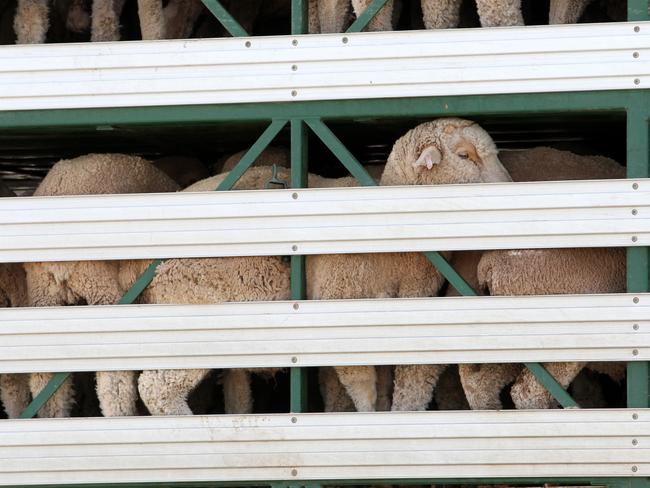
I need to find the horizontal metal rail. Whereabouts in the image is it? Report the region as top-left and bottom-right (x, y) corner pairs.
(0, 179), (648, 263)
(0, 22), (649, 111)
(0, 293), (647, 373)
(0, 409), (647, 484)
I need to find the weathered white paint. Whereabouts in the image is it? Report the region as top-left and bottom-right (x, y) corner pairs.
(0, 22), (648, 110)
(0, 179), (647, 263)
(0, 293), (646, 373)
(0, 410), (647, 484)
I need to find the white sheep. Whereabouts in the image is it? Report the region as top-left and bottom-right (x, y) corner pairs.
(456, 147), (627, 410)
(309, 118), (512, 412)
(23, 153), (179, 418)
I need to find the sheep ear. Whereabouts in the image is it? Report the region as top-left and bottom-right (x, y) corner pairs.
(413, 145), (442, 170)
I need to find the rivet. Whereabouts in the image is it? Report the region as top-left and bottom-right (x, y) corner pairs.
(635, 26), (641, 32)
(633, 413), (639, 420)
(633, 209), (638, 215)
(634, 51), (640, 58)
(634, 297), (640, 303)
(291, 90), (298, 97)
(292, 39), (298, 46)
(632, 236), (638, 243)
(291, 469), (298, 477)
(292, 192), (298, 199)
(342, 36), (348, 44)
(633, 349), (639, 356)
(293, 303), (299, 310)
(292, 64), (298, 71)
(245, 41), (251, 48)
(292, 245), (298, 251)
(633, 183), (639, 189)
(632, 466), (638, 473)
(635, 78), (641, 85)
(291, 356), (298, 363)
(634, 324), (640, 330)
(633, 439), (639, 446)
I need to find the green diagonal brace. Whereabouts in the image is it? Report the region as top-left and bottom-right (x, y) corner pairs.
(524, 362), (580, 409)
(346, 0), (390, 33)
(201, 0), (249, 37)
(19, 120), (288, 419)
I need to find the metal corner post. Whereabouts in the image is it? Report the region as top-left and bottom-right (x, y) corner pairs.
(290, 118), (309, 413)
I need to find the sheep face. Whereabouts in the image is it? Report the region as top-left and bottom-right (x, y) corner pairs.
(381, 118), (511, 187)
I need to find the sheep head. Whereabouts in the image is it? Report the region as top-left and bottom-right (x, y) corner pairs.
(380, 118), (511, 186)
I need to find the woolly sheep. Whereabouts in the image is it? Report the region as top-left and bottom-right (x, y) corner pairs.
(215, 146), (290, 175)
(459, 147), (626, 410)
(153, 156), (209, 188)
(23, 153), (179, 418)
(0, 179), (31, 419)
(309, 118), (512, 412)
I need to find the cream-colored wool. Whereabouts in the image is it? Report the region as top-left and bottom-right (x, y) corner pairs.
(351, 0), (397, 31)
(215, 146), (290, 174)
(309, 118), (511, 412)
(137, 0), (203, 40)
(153, 156), (209, 188)
(549, 0), (593, 24)
(24, 153), (179, 418)
(420, 0), (462, 29)
(462, 147), (626, 410)
(475, 0), (523, 26)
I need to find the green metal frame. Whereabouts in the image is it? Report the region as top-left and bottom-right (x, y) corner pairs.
(5, 0), (650, 487)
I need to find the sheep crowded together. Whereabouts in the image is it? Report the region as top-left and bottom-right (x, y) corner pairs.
(0, 0), (628, 44)
(0, 114), (630, 418)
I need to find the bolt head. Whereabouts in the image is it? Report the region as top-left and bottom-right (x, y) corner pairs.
(293, 303), (299, 310)
(633, 439), (639, 446)
(245, 41), (251, 48)
(633, 413), (639, 420)
(634, 324), (640, 331)
(292, 192), (298, 199)
(632, 466), (638, 473)
(342, 37), (348, 44)
(292, 65), (297, 71)
(632, 236), (638, 243)
(635, 78), (641, 85)
(291, 469), (298, 477)
(292, 245), (298, 251)
(634, 51), (640, 58)
(633, 209), (638, 215)
(633, 349), (639, 356)
(291, 356), (298, 363)
(635, 26), (641, 32)
(633, 183), (639, 189)
(634, 297), (640, 303)
(291, 90), (297, 97)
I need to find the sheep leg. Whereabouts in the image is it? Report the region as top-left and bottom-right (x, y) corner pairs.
(308, 0), (320, 33)
(459, 363), (523, 410)
(139, 369), (210, 415)
(223, 369), (253, 414)
(15, 0), (51, 44)
(475, 0), (524, 27)
(319, 367), (356, 412)
(335, 365), (377, 411)
(137, 0), (165, 40)
(29, 372), (75, 418)
(351, 0), (395, 31)
(511, 362), (586, 409)
(90, 0), (125, 41)
(548, 0), (593, 24)
(66, 0), (91, 33)
(0, 374), (31, 418)
(391, 364), (446, 411)
(375, 365), (394, 411)
(318, 0), (351, 33)
(420, 0), (461, 29)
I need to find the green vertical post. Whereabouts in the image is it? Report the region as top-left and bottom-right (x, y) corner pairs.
(627, 100), (650, 410)
(291, 0), (308, 35)
(628, 0), (650, 21)
(290, 118), (309, 413)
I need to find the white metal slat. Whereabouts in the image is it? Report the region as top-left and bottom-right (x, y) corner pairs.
(0, 22), (649, 110)
(0, 179), (646, 263)
(0, 410), (647, 484)
(0, 293), (646, 373)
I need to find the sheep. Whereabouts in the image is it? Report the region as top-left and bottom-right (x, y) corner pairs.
(308, 118), (512, 412)
(456, 147), (627, 410)
(23, 153), (179, 418)
(152, 156), (209, 188)
(214, 145), (289, 175)
(0, 179), (32, 419)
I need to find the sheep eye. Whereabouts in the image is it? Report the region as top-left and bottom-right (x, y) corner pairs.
(457, 151), (470, 159)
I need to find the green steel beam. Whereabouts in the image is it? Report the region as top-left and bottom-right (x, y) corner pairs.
(0, 91), (631, 129)
(291, 0), (309, 35)
(200, 0), (249, 37)
(216, 119), (289, 191)
(290, 118), (309, 413)
(346, 0), (390, 33)
(304, 118), (377, 186)
(423, 251), (478, 297)
(19, 372), (70, 419)
(523, 362), (580, 409)
(628, 0), (650, 21)
(627, 101), (650, 409)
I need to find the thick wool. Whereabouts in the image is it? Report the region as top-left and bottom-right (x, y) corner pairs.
(549, 0), (594, 24)
(90, 0), (125, 42)
(420, 0), (462, 29)
(475, 0), (524, 27)
(309, 118), (511, 412)
(319, 0), (352, 33)
(153, 156), (209, 188)
(216, 146), (290, 174)
(24, 154), (178, 418)
(130, 168), (291, 416)
(0, 263), (31, 419)
(14, 0), (50, 43)
(465, 147), (626, 410)
(351, 0), (397, 31)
